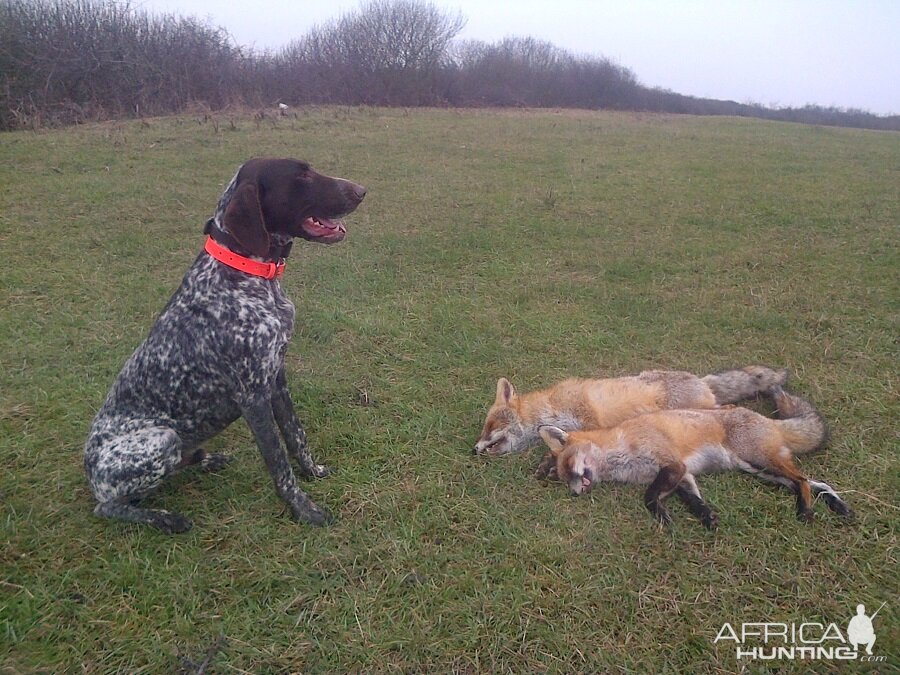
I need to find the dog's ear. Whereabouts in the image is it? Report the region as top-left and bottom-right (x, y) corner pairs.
(223, 182), (270, 256)
(538, 425), (568, 455)
(495, 377), (516, 406)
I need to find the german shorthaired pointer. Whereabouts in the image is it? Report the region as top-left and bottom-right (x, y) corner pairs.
(84, 158), (366, 533)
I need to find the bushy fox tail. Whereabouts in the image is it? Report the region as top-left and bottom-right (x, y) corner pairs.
(770, 385), (828, 455)
(701, 365), (789, 405)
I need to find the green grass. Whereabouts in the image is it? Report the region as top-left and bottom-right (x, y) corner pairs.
(1, 107), (898, 673)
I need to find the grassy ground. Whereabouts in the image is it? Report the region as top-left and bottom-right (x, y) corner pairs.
(1, 107), (897, 673)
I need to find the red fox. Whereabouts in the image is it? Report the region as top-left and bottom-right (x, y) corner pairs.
(538, 386), (852, 528)
(474, 366), (787, 467)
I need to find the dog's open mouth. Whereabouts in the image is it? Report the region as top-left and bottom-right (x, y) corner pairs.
(300, 216), (347, 241)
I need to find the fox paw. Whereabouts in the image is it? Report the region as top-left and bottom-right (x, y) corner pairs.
(534, 452), (558, 481)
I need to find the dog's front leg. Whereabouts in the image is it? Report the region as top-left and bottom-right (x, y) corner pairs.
(241, 394), (333, 526)
(271, 368), (331, 479)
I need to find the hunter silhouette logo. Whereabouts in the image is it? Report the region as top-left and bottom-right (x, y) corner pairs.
(714, 602), (887, 662)
(847, 602), (885, 656)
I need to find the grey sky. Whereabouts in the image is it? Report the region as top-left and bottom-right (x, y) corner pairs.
(137, 0), (900, 115)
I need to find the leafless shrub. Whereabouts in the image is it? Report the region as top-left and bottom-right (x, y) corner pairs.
(1, 0), (896, 131)
(0, 0), (251, 129)
(448, 37), (640, 109)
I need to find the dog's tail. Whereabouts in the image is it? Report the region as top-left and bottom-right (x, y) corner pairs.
(702, 365), (788, 405)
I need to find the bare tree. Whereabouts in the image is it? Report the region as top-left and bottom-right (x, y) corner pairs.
(278, 0), (465, 105)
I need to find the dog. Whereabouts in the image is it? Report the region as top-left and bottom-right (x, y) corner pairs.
(84, 158), (366, 533)
(540, 386), (852, 528)
(473, 366), (788, 478)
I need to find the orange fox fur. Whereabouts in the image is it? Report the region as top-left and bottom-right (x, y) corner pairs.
(474, 366), (787, 467)
(540, 386), (851, 528)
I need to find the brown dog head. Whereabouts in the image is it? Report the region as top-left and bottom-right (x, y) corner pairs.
(216, 158), (366, 256)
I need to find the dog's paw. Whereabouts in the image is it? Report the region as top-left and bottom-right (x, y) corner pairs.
(291, 501), (335, 527)
(307, 505), (335, 527)
(310, 463), (332, 479)
(153, 511), (193, 534)
(299, 463), (332, 479)
(200, 453), (232, 472)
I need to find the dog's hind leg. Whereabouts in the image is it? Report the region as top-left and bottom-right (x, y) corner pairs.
(94, 498), (193, 534)
(85, 424), (192, 533)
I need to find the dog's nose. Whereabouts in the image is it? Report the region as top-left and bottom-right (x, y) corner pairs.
(350, 183), (367, 202)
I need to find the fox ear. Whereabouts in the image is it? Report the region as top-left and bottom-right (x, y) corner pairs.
(495, 377), (516, 405)
(223, 182), (270, 256)
(539, 425), (568, 455)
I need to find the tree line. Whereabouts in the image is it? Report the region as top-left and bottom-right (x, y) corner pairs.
(2, 0), (897, 131)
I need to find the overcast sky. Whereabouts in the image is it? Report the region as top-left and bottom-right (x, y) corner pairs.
(136, 0), (900, 115)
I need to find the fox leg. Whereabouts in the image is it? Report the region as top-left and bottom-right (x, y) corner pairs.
(644, 462), (686, 526)
(534, 450), (558, 480)
(675, 474), (719, 529)
(735, 460), (852, 518)
(761, 453), (815, 522)
(808, 479), (853, 516)
(755, 472), (851, 516)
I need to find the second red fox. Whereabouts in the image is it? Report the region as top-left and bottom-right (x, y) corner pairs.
(539, 386), (852, 528)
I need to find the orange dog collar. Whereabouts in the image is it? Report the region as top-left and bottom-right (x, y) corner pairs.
(204, 236), (285, 280)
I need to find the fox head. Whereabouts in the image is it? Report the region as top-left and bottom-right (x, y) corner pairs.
(473, 378), (531, 456)
(539, 425), (595, 495)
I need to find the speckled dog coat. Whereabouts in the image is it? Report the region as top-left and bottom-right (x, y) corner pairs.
(84, 158), (366, 533)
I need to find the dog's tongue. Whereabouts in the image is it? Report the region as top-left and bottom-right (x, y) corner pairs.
(581, 476), (592, 489)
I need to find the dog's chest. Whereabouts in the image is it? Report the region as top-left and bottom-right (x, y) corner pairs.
(155, 257), (297, 383)
(214, 277), (296, 374)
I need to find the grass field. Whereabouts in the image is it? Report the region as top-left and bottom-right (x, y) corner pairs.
(1, 107), (897, 673)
